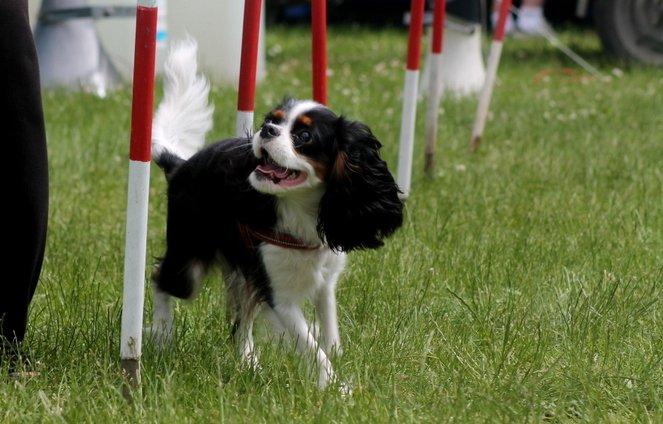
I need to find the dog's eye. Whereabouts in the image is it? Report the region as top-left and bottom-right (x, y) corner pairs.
(299, 131), (311, 143)
(264, 118), (272, 125)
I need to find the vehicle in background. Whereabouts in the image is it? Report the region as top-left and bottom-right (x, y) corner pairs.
(589, 0), (663, 65)
(268, 0), (663, 65)
(549, 0), (663, 65)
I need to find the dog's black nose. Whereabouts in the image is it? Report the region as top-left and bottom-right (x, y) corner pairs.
(260, 124), (280, 139)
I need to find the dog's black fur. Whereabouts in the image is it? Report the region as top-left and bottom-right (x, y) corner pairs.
(153, 105), (403, 306)
(154, 138), (275, 302)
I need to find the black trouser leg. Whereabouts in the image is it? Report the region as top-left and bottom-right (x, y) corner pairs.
(0, 0), (49, 350)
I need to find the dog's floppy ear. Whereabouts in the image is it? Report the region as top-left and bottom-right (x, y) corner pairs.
(317, 118), (404, 252)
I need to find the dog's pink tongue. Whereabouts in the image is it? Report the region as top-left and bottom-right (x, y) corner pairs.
(257, 163), (290, 178)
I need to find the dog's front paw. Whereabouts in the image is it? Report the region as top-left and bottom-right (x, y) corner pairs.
(317, 364), (337, 390)
(328, 342), (343, 357)
(318, 369), (352, 396)
(240, 351), (261, 371)
(321, 338), (343, 357)
(338, 381), (353, 396)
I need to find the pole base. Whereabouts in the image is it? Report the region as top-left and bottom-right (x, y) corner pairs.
(470, 135), (481, 152)
(121, 358), (141, 402)
(424, 152), (435, 177)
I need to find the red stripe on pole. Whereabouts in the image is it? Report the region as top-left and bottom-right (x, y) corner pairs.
(129, 6), (158, 162)
(311, 0), (327, 105)
(431, 0), (446, 53)
(238, 0), (263, 112)
(406, 0), (426, 70)
(493, 0), (513, 41)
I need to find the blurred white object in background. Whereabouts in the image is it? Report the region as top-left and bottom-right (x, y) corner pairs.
(34, 0), (123, 96)
(445, 26), (486, 96)
(517, 5), (551, 35)
(28, 0), (265, 87)
(420, 20), (486, 98)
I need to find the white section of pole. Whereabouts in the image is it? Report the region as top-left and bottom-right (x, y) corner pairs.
(396, 69), (420, 199)
(120, 160), (151, 371)
(236, 110), (254, 138)
(424, 52), (443, 175)
(470, 40), (503, 150)
(137, 0), (157, 7)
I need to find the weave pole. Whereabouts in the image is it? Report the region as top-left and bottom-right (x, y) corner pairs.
(237, 0), (263, 137)
(396, 0), (425, 198)
(120, 0), (158, 386)
(423, 0), (446, 177)
(469, 0), (512, 151)
(311, 0), (327, 104)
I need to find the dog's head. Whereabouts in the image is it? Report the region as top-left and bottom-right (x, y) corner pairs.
(249, 98), (403, 251)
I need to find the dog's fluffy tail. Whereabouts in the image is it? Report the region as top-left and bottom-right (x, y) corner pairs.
(152, 38), (214, 175)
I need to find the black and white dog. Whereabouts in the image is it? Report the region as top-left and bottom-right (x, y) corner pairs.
(150, 40), (403, 389)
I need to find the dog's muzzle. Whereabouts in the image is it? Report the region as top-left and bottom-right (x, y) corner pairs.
(260, 123), (281, 140)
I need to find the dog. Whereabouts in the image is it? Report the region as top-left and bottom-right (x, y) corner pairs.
(149, 39), (403, 390)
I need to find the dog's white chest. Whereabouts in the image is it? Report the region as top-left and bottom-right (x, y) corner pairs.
(260, 245), (344, 304)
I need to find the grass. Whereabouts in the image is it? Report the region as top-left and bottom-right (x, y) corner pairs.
(1, 27), (661, 422)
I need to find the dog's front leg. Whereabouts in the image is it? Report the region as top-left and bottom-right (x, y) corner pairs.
(314, 286), (341, 356)
(315, 252), (346, 356)
(270, 303), (335, 389)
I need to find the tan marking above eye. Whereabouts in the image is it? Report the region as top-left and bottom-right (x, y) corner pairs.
(297, 115), (313, 126)
(272, 110), (285, 120)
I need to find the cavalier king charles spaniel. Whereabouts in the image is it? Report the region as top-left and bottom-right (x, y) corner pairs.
(149, 39), (403, 390)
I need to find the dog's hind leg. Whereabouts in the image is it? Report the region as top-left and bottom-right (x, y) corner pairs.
(149, 251), (206, 346)
(149, 282), (173, 346)
(153, 250), (206, 300)
(226, 271), (261, 369)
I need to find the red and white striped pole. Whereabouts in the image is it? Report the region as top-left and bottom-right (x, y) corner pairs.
(120, 0), (158, 385)
(469, 0), (512, 151)
(311, 0), (327, 105)
(423, 0), (446, 176)
(236, 0), (263, 137)
(396, 0), (426, 198)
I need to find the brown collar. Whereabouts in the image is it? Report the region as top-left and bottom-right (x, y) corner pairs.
(238, 223), (321, 251)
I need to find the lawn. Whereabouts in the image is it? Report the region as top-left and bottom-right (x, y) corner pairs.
(1, 27), (661, 422)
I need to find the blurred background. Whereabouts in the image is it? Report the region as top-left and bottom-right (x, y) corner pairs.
(27, 0), (663, 96)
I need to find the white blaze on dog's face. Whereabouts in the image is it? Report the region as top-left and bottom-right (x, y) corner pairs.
(249, 99), (330, 195)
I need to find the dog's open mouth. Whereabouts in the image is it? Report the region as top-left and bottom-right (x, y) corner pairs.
(255, 149), (308, 187)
